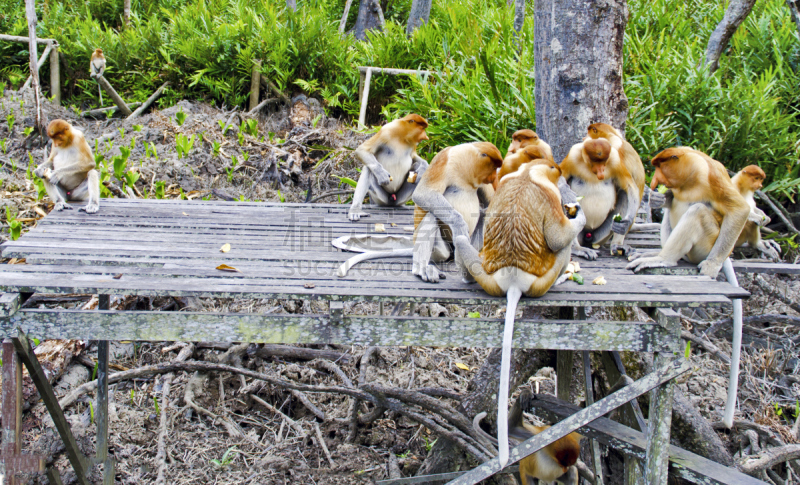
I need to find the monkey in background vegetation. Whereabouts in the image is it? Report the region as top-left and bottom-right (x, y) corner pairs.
(348, 114), (430, 221)
(732, 165), (780, 260)
(455, 159), (585, 468)
(35, 119), (100, 214)
(90, 48), (106, 105)
(627, 147), (749, 277)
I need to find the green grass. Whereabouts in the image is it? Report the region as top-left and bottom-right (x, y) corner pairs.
(0, 0), (798, 190)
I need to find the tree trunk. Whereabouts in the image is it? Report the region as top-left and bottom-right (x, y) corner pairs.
(513, 0), (525, 33)
(704, 0), (757, 73)
(25, 0), (43, 134)
(286, 0), (297, 10)
(787, 0), (800, 40)
(416, 349), (555, 476)
(534, 0), (629, 161)
(123, 0), (131, 28)
(353, 0), (385, 41)
(406, 0), (432, 36)
(339, 0), (354, 32)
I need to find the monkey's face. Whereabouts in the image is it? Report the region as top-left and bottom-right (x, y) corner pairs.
(47, 119), (73, 147)
(583, 139), (611, 180)
(649, 148), (690, 190)
(742, 165), (765, 190)
(473, 142), (504, 185)
(507, 129), (538, 155)
(401, 114), (429, 144)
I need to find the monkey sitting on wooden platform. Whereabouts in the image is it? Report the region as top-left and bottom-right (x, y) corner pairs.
(34, 119), (100, 214)
(348, 114), (430, 221)
(454, 158), (585, 467)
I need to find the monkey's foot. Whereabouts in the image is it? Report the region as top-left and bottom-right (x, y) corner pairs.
(347, 211), (369, 221)
(697, 259), (723, 279)
(53, 202), (73, 211)
(413, 264), (442, 283)
(760, 240), (781, 261)
(609, 243), (632, 257)
(80, 203), (99, 214)
(627, 249), (660, 261)
(571, 246), (598, 261)
(626, 256), (677, 273)
(554, 273), (571, 286)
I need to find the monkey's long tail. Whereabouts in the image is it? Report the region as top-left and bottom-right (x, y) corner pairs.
(97, 80), (104, 106)
(336, 249), (413, 277)
(498, 285), (522, 469)
(721, 258), (742, 428)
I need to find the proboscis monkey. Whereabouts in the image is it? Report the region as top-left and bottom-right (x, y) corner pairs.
(90, 48), (106, 105)
(412, 142), (504, 282)
(732, 165), (780, 260)
(348, 114), (429, 221)
(472, 390), (581, 484)
(498, 144), (554, 183)
(560, 123), (645, 259)
(454, 160), (585, 466)
(506, 129), (553, 159)
(34, 119), (100, 213)
(627, 147), (750, 278)
(335, 142), (502, 280)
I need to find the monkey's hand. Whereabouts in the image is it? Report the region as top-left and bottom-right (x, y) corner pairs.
(648, 189), (666, 209)
(611, 218), (632, 235)
(372, 165), (392, 187)
(610, 243), (633, 257)
(34, 166), (51, 179)
(348, 208), (369, 221)
(626, 255), (677, 273)
(47, 170), (64, 187)
(53, 201), (73, 211)
(570, 239), (598, 261)
(748, 211), (770, 226)
(697, 259), (723, 279)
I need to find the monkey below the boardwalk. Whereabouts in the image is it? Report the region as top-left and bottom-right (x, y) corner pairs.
(473, 390), (581, 484)
(560, 123), (645, 260)
(732, 165), (780, 260)
(454, 159), (585, 467)
(35, 120), (100, 214)
(627, 147), (749, 278)
(348, 114), (430, 221)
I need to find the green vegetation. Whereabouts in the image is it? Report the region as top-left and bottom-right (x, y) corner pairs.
(0, 0), (798, 190)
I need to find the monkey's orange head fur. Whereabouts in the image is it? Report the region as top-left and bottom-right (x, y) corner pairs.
(740, 165), (766, 190)
(507, 129), (538, 155)
(47, 119), (74, 148)
(399, 114), (429, 143)
(587, 122), (619, 140)
(649, 147), (692, 190)
(583, 138), (611, 180)
(472, 142), (504, 186)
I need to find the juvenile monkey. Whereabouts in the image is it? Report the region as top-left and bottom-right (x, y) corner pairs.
(506, 129), (553, 160)
(90, 48), (106, 105)
(561, 123), (645, 259)
(455, 160), (585, 466)
(732, 165), (780, 260)
(473, 390), (581, 484)
(34, 119), (100, 214)
(498, 144), (554, 182)
(412, 142), (504, 282)
(627, 147), (749, 278)
(348, 114), (430, 221)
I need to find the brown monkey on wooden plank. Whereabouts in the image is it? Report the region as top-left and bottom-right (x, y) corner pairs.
(455, 159), (585, 466)
(560, 123), (645, 260)
(34, 119), (100, 213)
(627, 147), (749, 277)
(348, 114), (430, 221)
(732, 165), (780, 260)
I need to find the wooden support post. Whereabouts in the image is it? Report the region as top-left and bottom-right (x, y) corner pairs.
(358, 69), (366, 101)
(249, 60), (262, 112)
(81, 102), (142, 119)
(21, 42), (52, 91)
(329, 300), (344, 325)
(25, 0), (43, 134)
(48, 43), (59, 104)
(644, 309), (679, 485)
(582, 349), (605, 485)
(95, 76), (132, 116)
(556, 307), (574, 402)
(127, 81), (170, 120)
(96, 292), (114, 484)
(12, 330), (90, 485)
(358, 67), (372, 128)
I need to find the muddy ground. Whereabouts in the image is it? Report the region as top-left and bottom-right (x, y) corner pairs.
(0, 89), (798, 484)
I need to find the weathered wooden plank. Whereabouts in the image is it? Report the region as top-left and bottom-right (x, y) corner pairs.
(0, 293), (21, 317)
(0, 268), (750, 299)
(446, 358), (692, 485)
(529, 394), (767, 485)
(1, 310), (680, 350)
